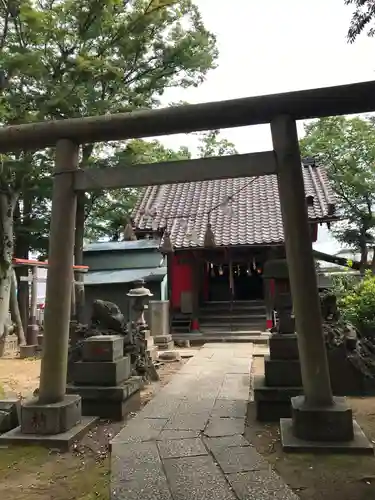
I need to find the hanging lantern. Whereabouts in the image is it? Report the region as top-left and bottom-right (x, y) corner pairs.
(210, 263), (215, 278)
(204, 222), (216, 248)
(124, 222), (137, 241)
(160, 231), (174, 254)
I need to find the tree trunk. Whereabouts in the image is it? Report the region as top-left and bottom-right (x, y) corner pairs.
(371, 247), (375, 274)
(0, 192), (18, 351)
(10, 267), (26, 345)
(14, 193), (32, 334)
(74, 192), (86, 323)
(359, 230), (368, 276)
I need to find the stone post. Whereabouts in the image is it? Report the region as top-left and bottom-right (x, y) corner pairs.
(149, 300), (170, 337)
(21, 265), (39, 357)
(271, 115), (333, 407)
(38, 139), (79, 404)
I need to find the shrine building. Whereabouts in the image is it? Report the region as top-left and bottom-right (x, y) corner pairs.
(131, 158), (337, 337)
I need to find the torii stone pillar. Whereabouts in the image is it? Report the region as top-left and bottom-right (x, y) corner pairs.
(39, 139), (80, 404)
(271, 116), (370, 451)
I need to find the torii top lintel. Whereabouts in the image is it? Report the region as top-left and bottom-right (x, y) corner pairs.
(1, 80), (375, 152)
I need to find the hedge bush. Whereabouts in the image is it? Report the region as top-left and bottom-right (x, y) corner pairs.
(337, 271), (375, 336)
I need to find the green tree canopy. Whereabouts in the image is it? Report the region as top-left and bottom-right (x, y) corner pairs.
(0, 0), (218, 253)
(345, 0), (375, 41)
(300, 116), (375, 269)
(0, 0), (218, 335)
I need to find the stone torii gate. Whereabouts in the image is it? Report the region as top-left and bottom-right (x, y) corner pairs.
(1, 81), (375, 450)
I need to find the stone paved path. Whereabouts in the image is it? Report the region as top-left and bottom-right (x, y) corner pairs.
(110, 343), (298, 500)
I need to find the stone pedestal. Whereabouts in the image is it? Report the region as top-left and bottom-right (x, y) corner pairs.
(37, 333), (44, 351)
(254, 334), (303, 422)
(149, 300), (170, 336)
(255, 332), (375, 422)
(21, 394), (81, 434)
(20, 344), (37, 359)
(254, 279), (302, 422)
(154, 334), (174, 351)
(27, 323), (39, 347)
(280, 395), (373, 454)
(67, 335), (143, 420)
(0, 394), (96, 450)
(0, 399), (21, 433)
(143, 330), (158, 361)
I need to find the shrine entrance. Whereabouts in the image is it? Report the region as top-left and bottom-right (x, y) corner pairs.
(207, 260), (264, 302)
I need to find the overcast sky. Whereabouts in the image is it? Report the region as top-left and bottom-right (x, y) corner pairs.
(157, 0), (375, 254)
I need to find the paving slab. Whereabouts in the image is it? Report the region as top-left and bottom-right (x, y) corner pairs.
(163, 455), (237, 500)
(211, 399), (247, 418)
(157, 429), (201, 440)
(204, 417), (246, 437)
(212, 445), (271, 473)
(140, 397), (181, 419)
(226, 470), (299, 500)
(111, 442), (172, 500)
(112, 477), (173, 500)
(110, 418), (167, 446)
(218, 374), (251, 400)
(165, 412), (211, 431)
(203, 434), (250, 451)
(177, 398), (216, 414)
(157, 438), (208, 459)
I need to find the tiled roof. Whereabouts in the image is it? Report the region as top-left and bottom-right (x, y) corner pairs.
(83, 239), (160, 253)
(85, 267), (167, 286)
(132, 162), (336, 249)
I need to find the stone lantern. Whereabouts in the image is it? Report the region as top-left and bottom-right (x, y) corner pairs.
(127, 279), (153, 327)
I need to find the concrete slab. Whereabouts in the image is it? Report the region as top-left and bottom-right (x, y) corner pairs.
(111, 477), (173, 500)
(0, 416), (97, 451)
(163, 455), (237, 500)
(164, 412), (210, 431)
(226, 470), (299, 500)
(177, 398), (216, 414)
(157, 438), (208, 459)
(211, 445), (270, 474)
(140, 397), (181, 420)
(211, 399), (247, 418)
(111, 418), (168, 446)
(204, 417), (246, 437)
(111, 441), (164, 481)
(280, 418), (374, 454)
(203, 434), (250, 451)
(218, 374), (251, 401)
(111, 441), (172, 500)
(157, 429), (201, 440)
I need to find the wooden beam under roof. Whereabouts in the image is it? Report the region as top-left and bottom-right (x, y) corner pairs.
(74, 151), (277, 191)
